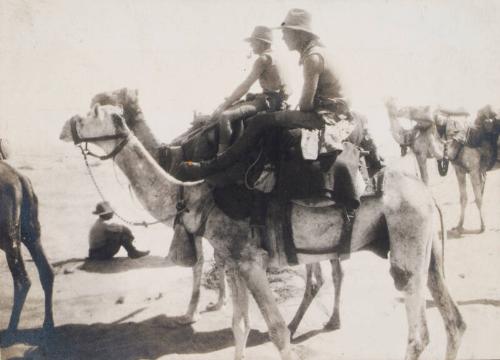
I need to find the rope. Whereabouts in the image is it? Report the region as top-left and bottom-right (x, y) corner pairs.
(244, 145), (264, 190)
(80, 147), (170, 227)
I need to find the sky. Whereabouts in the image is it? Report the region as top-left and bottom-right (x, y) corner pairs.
(1, 0), (499, 156)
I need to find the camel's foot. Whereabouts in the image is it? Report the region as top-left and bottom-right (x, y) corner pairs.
(280, 345), (299, 360)
(6, 321), (19, 334)
(448, 227), (463, 238)
(451, 226), (485, 236)
(446, 320), (467, 360)
(288, 322), (299, 339)
(173, 313), (200, 326)
(163, 255), (177, 267)
(323, 316), (341, 332)
(205, 300), (226, 312)
(0, 329), (17, 346)
(43, 318), (55, 332)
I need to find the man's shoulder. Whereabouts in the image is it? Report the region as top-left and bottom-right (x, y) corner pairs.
(256, 53), (273, 68)
(302, 53), (323, 72)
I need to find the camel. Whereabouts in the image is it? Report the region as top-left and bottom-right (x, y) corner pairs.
(386, 99), (499, 234)
(89, 88), (343, 335)
(0, 161), (54, 332)
(60, 103), (465, 360)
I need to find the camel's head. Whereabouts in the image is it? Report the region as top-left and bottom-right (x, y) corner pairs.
(385, 98), (432, 121)
(396, 105), (432, 122)
(59, 104), (128, 150)
(91, 88), (138, 108)
(475, 105), (500, 134)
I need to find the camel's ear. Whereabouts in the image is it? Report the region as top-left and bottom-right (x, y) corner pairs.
(92, 103), (101, 118)
(111, 113), (126, 130)
(127, 88), (138, 101)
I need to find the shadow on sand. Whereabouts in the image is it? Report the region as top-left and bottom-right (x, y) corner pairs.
(1, 314), (269, 360)
(446, 228), (486, 239)
(51, 256), (172, 274)
(396, 297), (500, 308)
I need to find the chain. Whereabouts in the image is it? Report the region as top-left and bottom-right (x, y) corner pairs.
(80, 146), (170, 227)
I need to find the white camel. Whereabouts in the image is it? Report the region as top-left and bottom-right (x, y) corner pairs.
(60, 104), (465, 360)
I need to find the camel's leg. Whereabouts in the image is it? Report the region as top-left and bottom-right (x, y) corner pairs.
(206, 252), (227, 312)
(415, 152), (429, 185)
(5, 240), (31, 332)
(470, 170), (485, 232)
(427, 239), (466, 360)
(402, 281), (429, 360)
(179, 236), (203, 324)
(238, 246), (294, 360)
(226, 266), (250, 360)
(24, 239), (54, 330)
(324, 257), (343, 331)
(453, 166), (467, 233)
(388, 210), (433, 360)
(288, 263), (324, 336)
(480, 171), (486, 197)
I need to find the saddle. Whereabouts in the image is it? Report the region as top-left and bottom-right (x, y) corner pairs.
(161, 112), (383, 265)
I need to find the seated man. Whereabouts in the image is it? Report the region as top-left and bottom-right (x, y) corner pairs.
(88, 201), (149, 260)
(178, 9), (383, 211)
(212, 25), (291, 154)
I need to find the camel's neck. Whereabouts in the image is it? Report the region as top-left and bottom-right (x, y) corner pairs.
(109, 136), (179, 222)
(125, 108), (162, 163)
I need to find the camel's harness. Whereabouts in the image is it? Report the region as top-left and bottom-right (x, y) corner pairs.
(70, 116), (187, 228)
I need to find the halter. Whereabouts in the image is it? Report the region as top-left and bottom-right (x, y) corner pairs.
(71, 113), (173, 227)
(70, 115), (130, 160)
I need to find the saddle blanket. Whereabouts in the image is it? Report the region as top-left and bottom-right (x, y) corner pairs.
(301, 118), (356, 160)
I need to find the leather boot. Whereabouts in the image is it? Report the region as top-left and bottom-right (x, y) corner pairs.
(128, 249), (150, 259)
(122, 239), (150, 259)
(175, 159), (218, 181)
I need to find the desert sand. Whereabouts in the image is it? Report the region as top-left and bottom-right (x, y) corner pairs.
(1, 152), (499, 360)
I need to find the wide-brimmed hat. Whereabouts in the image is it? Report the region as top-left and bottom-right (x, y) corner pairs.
(245, 26), (273, 44)
(92, 201), (114, 216)
(278, 8), (318, 37)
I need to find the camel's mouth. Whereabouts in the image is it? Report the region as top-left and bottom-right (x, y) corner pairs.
(59, 117), (76, 142)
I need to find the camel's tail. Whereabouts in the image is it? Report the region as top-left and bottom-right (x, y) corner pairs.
(433, 198), (446, 277)
(18, 173), (41, 244)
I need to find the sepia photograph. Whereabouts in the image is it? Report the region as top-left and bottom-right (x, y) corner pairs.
(1, 1), (499, 359)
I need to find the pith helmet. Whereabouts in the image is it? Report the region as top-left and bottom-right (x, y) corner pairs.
(278, 8), (318, 37)
(245, 26), (273, 44)
(92, 201), (114, 216)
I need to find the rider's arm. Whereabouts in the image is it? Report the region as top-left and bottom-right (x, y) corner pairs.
(217, 55), (268, 111)
(298, 54), (322, 112)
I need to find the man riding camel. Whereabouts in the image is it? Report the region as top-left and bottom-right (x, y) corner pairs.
(178, 8), (383, 211)
(212, 25), (291, 155)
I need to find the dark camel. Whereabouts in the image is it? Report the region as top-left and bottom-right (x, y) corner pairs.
(0, 161), (54, 332)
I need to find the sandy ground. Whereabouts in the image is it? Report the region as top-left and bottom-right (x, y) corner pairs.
(1, 152), (499, 360)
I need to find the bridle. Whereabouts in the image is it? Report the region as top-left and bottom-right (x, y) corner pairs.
(70, 115), (130, 160)
(70, 113), (174, 227)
